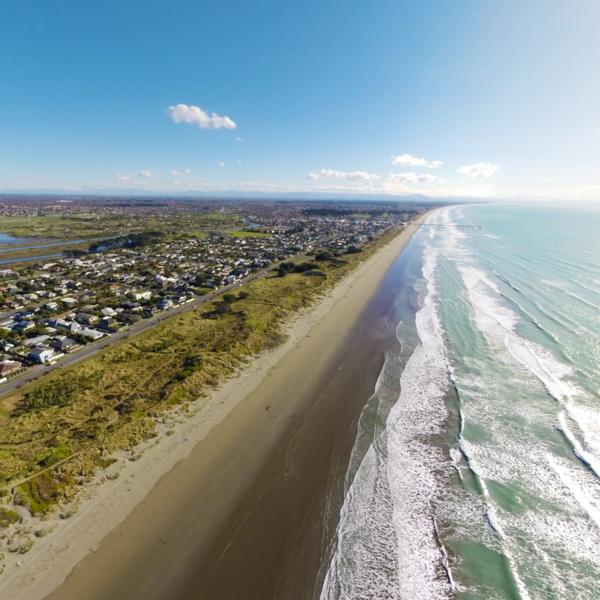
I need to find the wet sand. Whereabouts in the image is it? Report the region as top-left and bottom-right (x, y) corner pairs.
(43, 216), (427, 600)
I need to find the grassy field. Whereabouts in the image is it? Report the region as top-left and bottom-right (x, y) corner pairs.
(0, 211), (243, 241)
(0, 215), (120, 240)
(0, 227), (400, 517)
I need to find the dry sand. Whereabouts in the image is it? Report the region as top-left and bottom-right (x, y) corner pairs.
(0, 213), (428, 600)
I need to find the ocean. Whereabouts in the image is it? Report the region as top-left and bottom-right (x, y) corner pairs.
(319, 203), (600, 599)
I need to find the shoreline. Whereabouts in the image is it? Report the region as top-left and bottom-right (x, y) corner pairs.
(0, 212), (429, 600)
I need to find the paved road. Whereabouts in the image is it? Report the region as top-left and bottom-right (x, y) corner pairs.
(0, 263), (279, 399)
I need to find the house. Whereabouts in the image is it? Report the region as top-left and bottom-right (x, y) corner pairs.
(131, 290), (152, 301)
(28, 347), (55, 364)
(14, 310), (36, 321)
(11, 320), (34, 332)
(157, 298), (174, 311)
(76, 312), (99, 326)
(99, 316), (119, 332)
(47, 318), (82, 334)
(24, 334), (50, 347)
(50, 336), (77, 352)
(79, 328), (104, 341)
(0, 319), (14, 330)
(1, 341), (15, 353)
(44, 301), (59, 311)
(0, 359), (22, 378)
(61, 297), (78, 308)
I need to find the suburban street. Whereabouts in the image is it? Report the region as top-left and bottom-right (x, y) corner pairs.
(0, 261), (279, 399)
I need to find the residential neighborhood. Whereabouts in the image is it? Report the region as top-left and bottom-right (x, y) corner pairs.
(0, 198), (418, 380)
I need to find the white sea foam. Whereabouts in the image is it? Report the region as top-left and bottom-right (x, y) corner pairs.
(558, 408), (600, 478)
(504, 336), (577, 403)
(385, 254), (452, 599)
(323, 205), (600, 600)
(451, 240), (600, 500)
(418, 206), (600, 598)
(452, 238), (586, 412)
(548, 454), (600, 530)
(319, 219), (453, 600)
(475, 464), (532, 600)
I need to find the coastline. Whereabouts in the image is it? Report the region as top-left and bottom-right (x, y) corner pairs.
(0, 212), (429, 600)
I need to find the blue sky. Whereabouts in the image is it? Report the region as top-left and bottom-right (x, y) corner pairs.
(1, 1), (599, 200)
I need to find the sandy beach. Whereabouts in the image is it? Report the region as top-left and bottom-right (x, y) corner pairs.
(0, 213), (428, 600)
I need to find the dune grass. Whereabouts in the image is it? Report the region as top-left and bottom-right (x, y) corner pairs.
(0, 226), (400, 514)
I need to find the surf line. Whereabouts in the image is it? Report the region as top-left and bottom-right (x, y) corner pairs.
(430, 508), (456, 593)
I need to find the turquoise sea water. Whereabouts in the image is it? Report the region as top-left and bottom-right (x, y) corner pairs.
(320, 203), (600, 599)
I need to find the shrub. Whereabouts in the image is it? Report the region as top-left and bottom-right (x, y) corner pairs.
(15, 378), (78, 414)
(0, 506), (20, 528)
(277, 261), (296, 277)
(292, 261), (319, 273)
(315, 250), (334, 261)
(16, 472), (68, 515)
(346, 245), (362, 254)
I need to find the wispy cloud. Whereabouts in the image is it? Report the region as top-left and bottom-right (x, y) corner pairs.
(138, 169), (153, 178)
(457, 162), (499, 179)
(388, 172), (441, 184)
(391, 154), (442, 169)
(307, 168), (379, 182)
(218, 161), (226, 168)
(234, 137), (244, 143)
(168, 103), (236, 130)
(170, 168), (192, 177)
(114, 174), (132, 183)
(540, 176), (558, 183)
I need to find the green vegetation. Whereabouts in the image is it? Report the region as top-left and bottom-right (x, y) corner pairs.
(15, 379), (79, 414)
(15, 472), (70, 515)
(277, 261), (321, 277)
(195, 286), (216, 296)
(0, 211), (243, 241)
(88, 231), (165, 252)
(0, 226), (401, 514)
(0, 506), (20, 528)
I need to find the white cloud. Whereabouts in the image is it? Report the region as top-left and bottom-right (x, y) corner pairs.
(234, 137), (244, 142)
(138, 170), (152, 178)
(170, 168), (192, 177)
(391, 154), (443, 169)
(457, 162), (499, 179)
(307, 168), (379, 182)
(540, 176), (558, 183)
(388, 172), (441, 184)
(218, 161), (226, 168)
(168, 103), (236, 130)
(114, 174), (132, 183)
